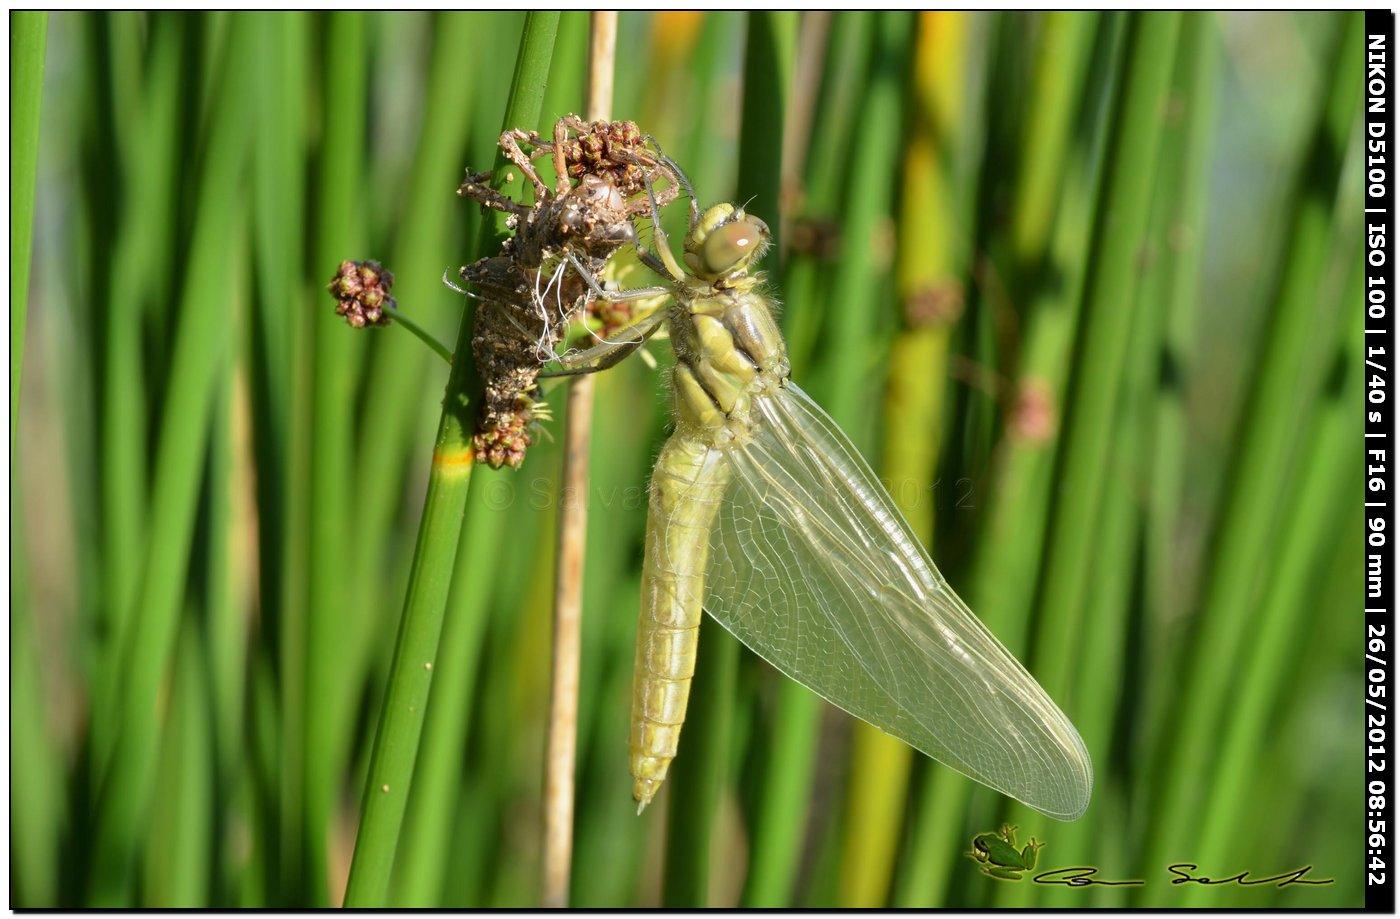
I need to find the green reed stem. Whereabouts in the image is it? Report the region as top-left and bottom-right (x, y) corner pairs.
(90, 13), (182, 778)
(1009, 12), (1097, 265)
(303, 13), (368, 905)
(348, 9), (490, 762)
(143, 622), (214, 906)
(391, 488), (510, 904)
(990, 16), (1180, 907)
(843, 11), (969, 908)
(9, 11), (55, 909)
(1029, 7), (1180, 714)
(10, 10), (45, 448)
(1145, 11), (1361, 876)
(244, 11), (312, 904)
(907, 15), (1120, 907)
(383, 13), (507, 906)
(88, 13), (255, 905)
(12, 535), (62, 907)
(341, 12), (560, 906)
(1141, 11), (1221, 726)
(1032, 15), (1218, 910)
(1182, 257), (1361, 906)
(778, 10), (873, 377)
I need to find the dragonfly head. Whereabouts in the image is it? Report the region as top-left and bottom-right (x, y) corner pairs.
(684, 203), (770, 282)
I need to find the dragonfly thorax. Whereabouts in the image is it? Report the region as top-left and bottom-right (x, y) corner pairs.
(669, 284), (788, 440)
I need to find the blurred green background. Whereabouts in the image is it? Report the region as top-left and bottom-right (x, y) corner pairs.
(11, 10), (1364, 908)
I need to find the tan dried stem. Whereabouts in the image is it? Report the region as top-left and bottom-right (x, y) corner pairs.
(541, 9), (617, 910)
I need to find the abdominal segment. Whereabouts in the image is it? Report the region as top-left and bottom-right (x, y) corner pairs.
(629, 436), (730, 810)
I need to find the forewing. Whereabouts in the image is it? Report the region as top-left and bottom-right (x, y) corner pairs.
(703, 383), (1092, 820)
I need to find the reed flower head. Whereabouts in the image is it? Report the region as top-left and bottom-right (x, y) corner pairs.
(328, 259), (396, 328)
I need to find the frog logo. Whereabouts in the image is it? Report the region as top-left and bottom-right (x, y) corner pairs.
(966, 824), (1044, 881)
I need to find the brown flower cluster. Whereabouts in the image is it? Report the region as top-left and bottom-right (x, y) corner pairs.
(328, 259), (396, 328)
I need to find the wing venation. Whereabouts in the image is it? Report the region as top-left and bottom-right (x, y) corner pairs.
(695, 382), (1092, 820)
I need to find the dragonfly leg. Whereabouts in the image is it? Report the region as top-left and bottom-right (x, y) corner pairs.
(498, 127), (554, 200)
(551, 116), (573, 197)
(441, 269), (487, 299)
(543, 339), (647, 378)
(644, 136), (700, 231)
(623, 148), (687, 284)
(543, 319), (666, 377)
(563, 251), (671, 304)
(457, 172), (530, 218)
(636, 248), (672, 280)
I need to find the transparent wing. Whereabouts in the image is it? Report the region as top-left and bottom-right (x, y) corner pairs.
(703, 383), (1092, 820)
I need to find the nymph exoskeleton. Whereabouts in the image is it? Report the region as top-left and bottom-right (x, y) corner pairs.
(454, 116), (683, 467)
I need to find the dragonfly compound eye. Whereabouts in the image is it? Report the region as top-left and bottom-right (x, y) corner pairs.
(699, 216), (770, 278)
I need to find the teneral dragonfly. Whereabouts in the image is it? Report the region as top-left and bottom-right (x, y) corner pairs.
(548, 164), (1093, 821)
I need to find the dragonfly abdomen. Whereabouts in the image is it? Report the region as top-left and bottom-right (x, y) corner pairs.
(630, 435), (731, 811)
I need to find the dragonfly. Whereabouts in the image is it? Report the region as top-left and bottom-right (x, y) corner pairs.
(546, 158), (1093, 822)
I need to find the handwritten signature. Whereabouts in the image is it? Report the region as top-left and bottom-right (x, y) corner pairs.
(1165, 863), (1334, 887)
(1030, 864), (1334, 888)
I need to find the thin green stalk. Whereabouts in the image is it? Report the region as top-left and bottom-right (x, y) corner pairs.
(807, 10), (909, 435)
(304, 13), (368, 904)
(1174, 84), (1365, 907)
(9, 12), (55, 908)
(1028, 8), (1180, 706)
(1182, 262), (1361, 908)
(10, 10), (46, 449)
(1141, 11), (1221, 735)
(391, 489), (509, 904)
(246, 653), (284, 906)
(1009, 12), (1097, 264)
(389, 308), (453, 363)
(992, 16), (1180, 907)
(778, 10), (874, 375)
(843, 11), (968, 908)
(346, 10), (498, 760)
(341, 12), (561, 906)
(383, 15), (510, 906)
(12, 531), (62, 907)
(1029, 93), (1189, 905)
(1034, 15), (1219, 910)
(88, 14), (256, 905)
(143, 621), (214, 906)
(245, 11), (312, 905)
(740, 678), (823, 907)
(752, 17), (912, 910)
(1034, 418), (1138, 908)
(92, 8), (178, 788)
(1145, 12), (1361, 874)
(1238, 488), (1365, 909)
(897, 14), (1115, 909)
(203, 355), (249, 883)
